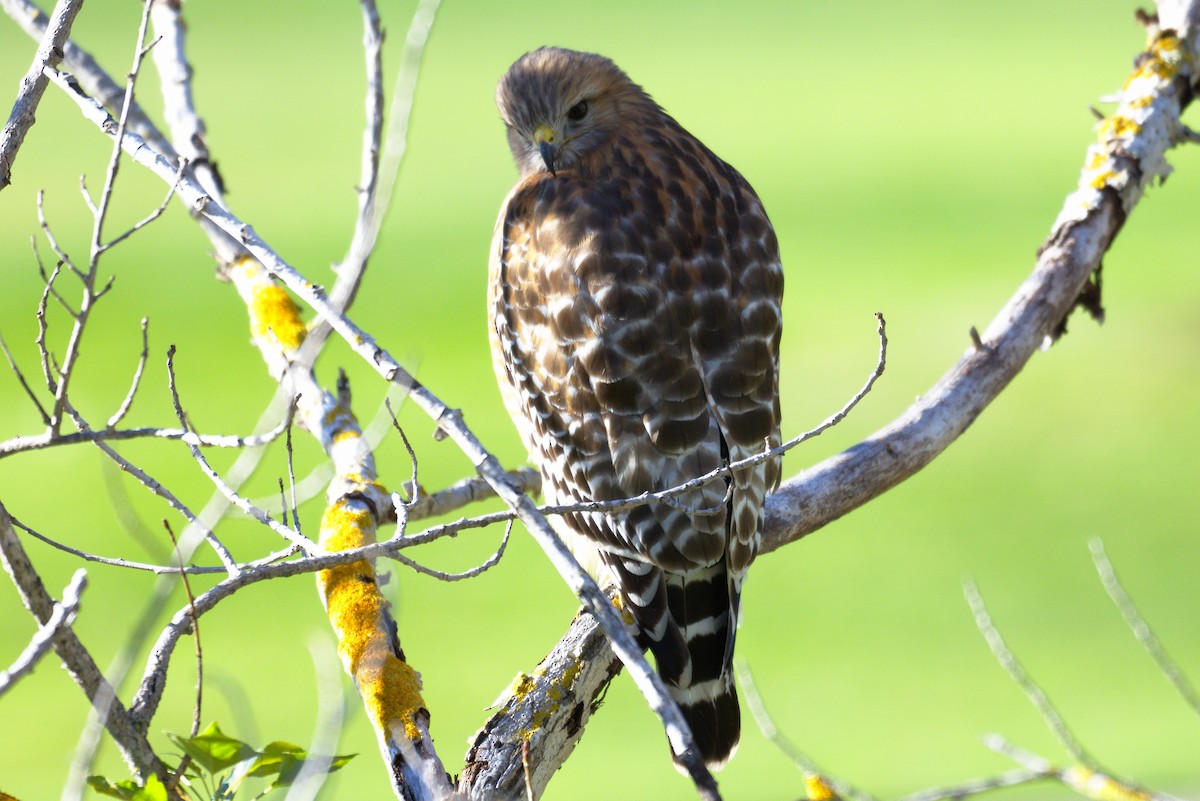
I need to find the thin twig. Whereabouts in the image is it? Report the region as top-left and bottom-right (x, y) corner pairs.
(0, 330), (51, 425)
(736, 659), (876, 801)
(33, 236), (75, 315)
(390, 467), (540, 524)
(166, 345), (316, 554)
(284, 417), (301, 540)
(11, 513), (220, 575)
(1089, 538), (1200, 716)
(64, 400), (240, 574)
(99, 159), (186, 253)
(0, 568), (86, 695)
(48, 0), (158, 437)
(392, 519), (512, 582)
(164, 520), (203, 738)
(147, 0), (243, 262)
(897, 768), (1050, 801)
(296, 0), (442, 368)
(1, 401), (295, 458)
(964, 578), (1095, 768)
(35, 189), (78, 276)
(107, 317), (150, 428)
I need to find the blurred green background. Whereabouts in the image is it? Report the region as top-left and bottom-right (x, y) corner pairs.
(2, 1), (1199, 799)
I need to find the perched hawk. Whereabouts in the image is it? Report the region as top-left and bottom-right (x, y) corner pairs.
(488, 47), (783, 768)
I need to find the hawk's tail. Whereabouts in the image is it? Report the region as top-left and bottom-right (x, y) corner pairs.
(664, 563), (740, 769)
(607, 556), (741, 769)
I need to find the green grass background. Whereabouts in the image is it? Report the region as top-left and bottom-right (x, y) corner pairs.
(2, 1), (1199, 799)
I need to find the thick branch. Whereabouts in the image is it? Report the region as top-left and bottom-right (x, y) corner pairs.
(0, 0), (84, 190)
(1, 0), (175, 157)
(761, 25), (1196, 554)
(461, 604), (621, 800)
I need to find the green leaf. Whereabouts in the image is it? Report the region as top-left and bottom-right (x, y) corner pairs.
(86, 776), (141, 800)
(131, 775), (169, 801)
(86, 775), (169, 801)
(167, 722), (257, 774)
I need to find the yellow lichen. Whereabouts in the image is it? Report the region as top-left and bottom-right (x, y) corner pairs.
(1085, 150), (1108, 171)
(515, 657), (585, 740)
(803, 772), (840, 801)
(318, 498), (426, 742)
(1097, 115), (1140, 141)
(250, 283), (307, 352)
(1088, 169), (1119, 190)
(1062, 766), (1151, 801)
(509, 672), (536, 702)
(1147, 35), (1182, 78)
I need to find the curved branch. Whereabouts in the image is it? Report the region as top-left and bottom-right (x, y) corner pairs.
(761, 23), (1196, 554)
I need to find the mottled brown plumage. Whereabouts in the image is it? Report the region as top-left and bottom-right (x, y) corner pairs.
(489, 47), (783, 768)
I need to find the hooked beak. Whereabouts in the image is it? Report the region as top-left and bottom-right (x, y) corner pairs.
(534, 123), (558, 176)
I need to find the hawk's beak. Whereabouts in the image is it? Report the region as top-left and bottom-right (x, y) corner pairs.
(534, 123), (558, 176)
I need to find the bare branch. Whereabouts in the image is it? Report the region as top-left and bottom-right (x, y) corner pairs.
(36, 190), (77, 276)
(461, 598), (624, 801)
(0, 0), (85, 190)
(392, 518), (511, 582)
(964, 578), (1094, 767)
(166, 345), (315, 554)
(163, 520), (203, 738)
(897, 768), (1051, 801)
(296, 0), (441, 367)
(1089, 538), (1200, 717)
(0, 499), (166, 781)
(148, 0), (244, 262)
(107, 317), (150, 428)
(42, 0), (158, 437)
(0, 567), (86, 695)
(59, 397), (241, 573)
(0, 329), (51, 425)
(761, 26), (1197, 554)
(0, 400), (294, 458)
(99, 159), (185, 253)
(737, 660), (876, 801)
(11, 511), (219, 575)
(2, 0), (175, 156)
(391, 467), (541, 524)
(333, 0), (385, 309)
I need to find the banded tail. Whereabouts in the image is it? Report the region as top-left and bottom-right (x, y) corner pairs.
(607, 556), (741, 768)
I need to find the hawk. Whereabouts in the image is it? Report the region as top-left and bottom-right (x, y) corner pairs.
(488, 47), (783, 768)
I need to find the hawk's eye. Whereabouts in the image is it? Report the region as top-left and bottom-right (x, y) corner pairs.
(566, 100), (589, 122)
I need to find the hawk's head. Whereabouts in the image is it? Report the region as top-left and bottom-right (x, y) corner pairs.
(496, 47), (654, 179)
